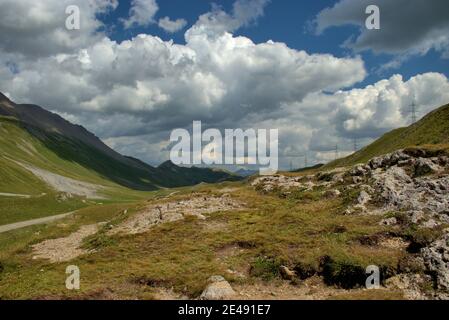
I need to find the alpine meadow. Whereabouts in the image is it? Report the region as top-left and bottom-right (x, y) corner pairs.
(1, 0), (449, 309)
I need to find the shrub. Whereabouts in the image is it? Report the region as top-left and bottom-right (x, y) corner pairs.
(250, 257), (282, 281)
(320, 256), (366, 289)
(293, 262), (317, 280)
(403, 227), (444, 253)
(82, 231), (117, 250)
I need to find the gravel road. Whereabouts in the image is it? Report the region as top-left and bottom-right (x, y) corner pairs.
(0, 211), (76, 234)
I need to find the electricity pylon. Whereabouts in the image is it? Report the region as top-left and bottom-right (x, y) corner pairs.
(410, 100), (417, 124)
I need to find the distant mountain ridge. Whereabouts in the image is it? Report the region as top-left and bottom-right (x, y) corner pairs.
(0, 92), (240, 192)
(235, 168), (259, 177)
(0, 92), (128, 164)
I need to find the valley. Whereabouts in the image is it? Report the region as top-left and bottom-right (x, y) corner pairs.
(0, 93), (448, 300)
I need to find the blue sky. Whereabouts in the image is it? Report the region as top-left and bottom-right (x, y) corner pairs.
(1, 0), (449, 169)
(103, 0), (449, 88)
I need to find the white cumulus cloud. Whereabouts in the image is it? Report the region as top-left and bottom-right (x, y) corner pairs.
(1, 0), (448, 168)
(121, 0), (159, 29)
(158, 17), (188, 33)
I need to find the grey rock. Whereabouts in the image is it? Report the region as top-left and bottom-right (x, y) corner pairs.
(357, 190), (371, 206)
(422, 232), (449, 298)
(380, 217), (397, 226)
(352, 176), (363, 184)
(414, 158), (443, 177)
(323, 189), (341, 199)
(410, 211), (425, 224)
(200, 276), (236, 300)
(350, 165), (370, 176)
(369, 156), (384, 170)
(422, 219), (440, 228)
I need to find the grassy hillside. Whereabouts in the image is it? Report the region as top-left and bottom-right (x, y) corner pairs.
(327, 103), (449, 168)
(0, 182), (404, 300)
(0, 93), (240, 225)
(0, 92), (240, 191)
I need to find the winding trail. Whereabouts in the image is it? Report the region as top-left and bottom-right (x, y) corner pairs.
(0, 211), (76, 234)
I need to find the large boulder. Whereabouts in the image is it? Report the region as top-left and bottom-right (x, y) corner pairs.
(200, 276), (236, 300)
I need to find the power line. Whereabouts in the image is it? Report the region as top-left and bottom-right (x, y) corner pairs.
(410, 100), (417, 124)
(334, 144), (339, 160)
(353, 137), (358, 152)
(285, 152), (311, 170)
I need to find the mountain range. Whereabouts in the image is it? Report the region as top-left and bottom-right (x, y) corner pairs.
(0, 92), (240, 196)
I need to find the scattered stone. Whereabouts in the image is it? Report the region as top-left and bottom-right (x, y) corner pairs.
(349, 165), (370, 176)
(252, 175), (302, 192)
(357, 190), (371, 206)
(112, 194), (244, 235)
(352, 176), (363, 184)
(32, 224), (100, 263)
(385, 274), (430, 300)
(251, 169), (347, 193)
(380, 217), (397, 226)
(56, 192), (74, 202)
(410, 211), (425, 224)
(323, 189), (341, 199)
(422, 219), (440, 228)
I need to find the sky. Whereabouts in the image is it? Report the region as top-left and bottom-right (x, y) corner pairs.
(1, 0), (449, 171)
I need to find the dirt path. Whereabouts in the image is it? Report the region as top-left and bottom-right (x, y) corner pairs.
(32, 224), (99, 263)
(0, 192), (31, 198)
(0, 211), (76, 234)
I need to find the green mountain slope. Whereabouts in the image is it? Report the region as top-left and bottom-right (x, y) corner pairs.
(0, 92), (240, 195)
(327, 103), (449, 168)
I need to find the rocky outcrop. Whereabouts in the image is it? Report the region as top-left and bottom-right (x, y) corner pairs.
(346, 150), (449, 227)
(251, 168), (345, 193)
(251, 175), (307, 192)
(422, 231), (449, 299)
(345, 149), (449, 299)
(252, 148), (449, 299)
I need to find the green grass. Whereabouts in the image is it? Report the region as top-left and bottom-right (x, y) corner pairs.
(0, 183), (405, 299)
(2, 104), (447, 299)
(0, 194), (89, 225)
(326, 103), (449, 168)
(0, 115), (241, 225)
(0, 115), (240, 193)
(0, 117), (184, 225)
